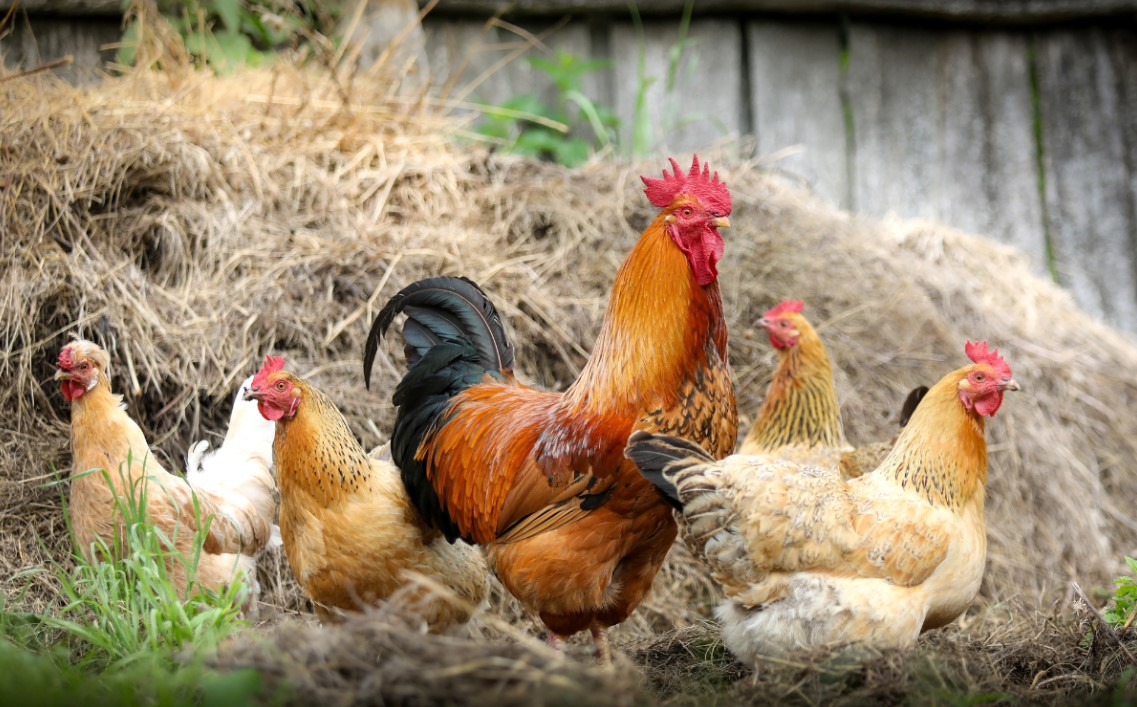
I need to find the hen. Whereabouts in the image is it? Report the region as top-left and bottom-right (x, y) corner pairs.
(626, 340), (1019, 663)
(739, 299), (925, 478)
(246, 356), (487, 629)
(55, 340), (277, 615)
(365, 156), (738, 662)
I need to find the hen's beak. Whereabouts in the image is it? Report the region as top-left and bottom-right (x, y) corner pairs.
(754, 316), (770, 329)
(999, 378), (1021, 392)
(243, 386), (263, 402)
(712, 216), (731, 230)
(53, 368), (70, 381)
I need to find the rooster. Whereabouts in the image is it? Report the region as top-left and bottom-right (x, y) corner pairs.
(185, 374), (281, 550)
(245, 356), (488, 629)
(625, 341), (1019, 664)
(739, 299), (925, 478)
(365, 155), (738, 662)
(55, 340), (277, 615)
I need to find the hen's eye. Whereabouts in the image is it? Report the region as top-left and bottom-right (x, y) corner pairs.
(974, 373), (985, 382)
(275, 381), (286, 391)
(682, 208), (693, 217)
(79, 362), (89, 370)
(779, 321), (789, 328)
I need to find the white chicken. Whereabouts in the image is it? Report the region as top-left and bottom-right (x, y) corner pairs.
(186, 374), (281, 549)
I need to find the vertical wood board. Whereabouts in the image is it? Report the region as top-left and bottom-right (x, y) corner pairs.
(1035, 28), (1137, 333)
(846, 25), (1045, 271)
(608, 18), (744, 155)
(423, 20), (597, 116)
(1, 16), (121, 84)
(746, 19), (847, 208)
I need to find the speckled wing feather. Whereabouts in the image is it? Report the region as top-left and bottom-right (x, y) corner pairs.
(627, 433), (953, 605)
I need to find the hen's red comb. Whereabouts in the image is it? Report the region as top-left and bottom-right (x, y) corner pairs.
(57, 345), (75, 370)
(641, 154), (732, 215)
(252, 355), (286, 390)
(965, 340), (1012, 379)
(764, 299), (804, 319)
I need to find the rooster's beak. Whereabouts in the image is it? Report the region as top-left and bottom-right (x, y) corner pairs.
(243, 386), (262, 402)
(753, 316), (770, 329)
(712, 216), (731, 230)
(1000, 378), (1021, 392)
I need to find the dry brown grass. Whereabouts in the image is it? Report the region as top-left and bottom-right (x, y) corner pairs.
(3, 17), (1137, 704)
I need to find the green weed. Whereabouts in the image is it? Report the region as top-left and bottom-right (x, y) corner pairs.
(473, 50), (617, 167)
(0, 453), (271, 706)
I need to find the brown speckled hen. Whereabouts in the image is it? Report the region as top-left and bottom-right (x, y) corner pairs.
(247, 356), (487, 630)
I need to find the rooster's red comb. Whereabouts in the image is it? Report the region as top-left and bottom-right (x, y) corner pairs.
(641, 155), (731, 215)
(965, 340), (1012, 379)
(252, 355), (286, 389)
(764, 299), (804, 319)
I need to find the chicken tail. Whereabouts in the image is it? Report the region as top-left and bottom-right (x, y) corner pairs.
(363, 276), (514, 541)
(625, 430), (745, 573)
(363, 276), (514, 388)
(624, 430), (718, 509)
(898, 385), (930, 428)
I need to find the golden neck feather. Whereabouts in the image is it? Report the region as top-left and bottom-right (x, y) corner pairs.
(878, 369), (988, 510)
(567, 216), (725, 412)
(745, 322), (845, 452)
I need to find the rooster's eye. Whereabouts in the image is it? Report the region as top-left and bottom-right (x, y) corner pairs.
(779, 321), (789, 328)
(974, 373), (985, 382)
(682, 208), (693, 217)
(275, 381), (286, 391)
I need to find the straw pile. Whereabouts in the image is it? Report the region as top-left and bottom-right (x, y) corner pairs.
(3, 34), (1137, 704)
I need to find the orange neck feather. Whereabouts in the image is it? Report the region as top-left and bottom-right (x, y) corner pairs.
(879, 367), (988, 510)
(566, 214), (726, 414)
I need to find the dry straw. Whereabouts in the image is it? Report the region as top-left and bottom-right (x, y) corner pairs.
(3, 11), (1137, 703)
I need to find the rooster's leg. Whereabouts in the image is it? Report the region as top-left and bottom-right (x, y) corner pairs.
(590, 624), (611, 666)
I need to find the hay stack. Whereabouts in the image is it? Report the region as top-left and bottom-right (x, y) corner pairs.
(3, 52), (1137, 699)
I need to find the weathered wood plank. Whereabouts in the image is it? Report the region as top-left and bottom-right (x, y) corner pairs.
(422, 20), (597, 113)
(747, 19), (847, 208)
(846, 25), (940, 220)
(425, 0), (1137, 24)
(934, 32), (1046, 269)
(608, 18), (743, 155)
(11, 0), (1137, 23)
(0, 15), (120, 84)
(845, 25), (1046, 272)
(1036, 28), (1137, 333)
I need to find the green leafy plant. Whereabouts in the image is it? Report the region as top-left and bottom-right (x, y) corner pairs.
(118, 0), (332, 73)
(0, 454), (269, 705)
(1103, 556), (1137, 630)
(473, 50), (617, 167)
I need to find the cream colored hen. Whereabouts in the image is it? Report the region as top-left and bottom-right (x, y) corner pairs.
(625, 340), (1018, 665)
(56, 340), (277, 616)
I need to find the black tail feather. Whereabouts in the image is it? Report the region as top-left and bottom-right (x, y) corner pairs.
(363, 275), (514, 389)
(898, 385), (930, 428)
(364, 276), (515, 543)
(624, 430), (716, 510)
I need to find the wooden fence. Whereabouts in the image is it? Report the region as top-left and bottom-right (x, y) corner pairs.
(3, 1), (1136, 335)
